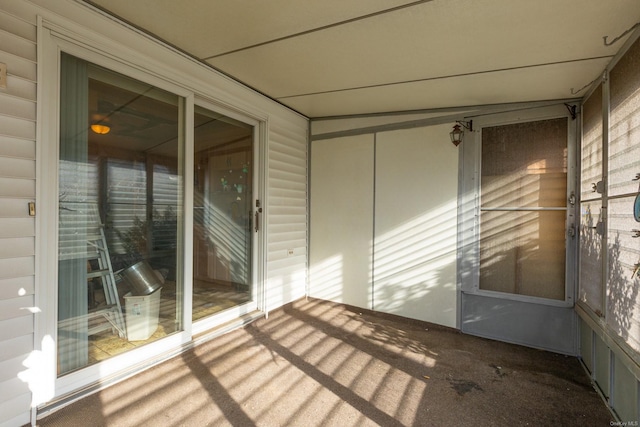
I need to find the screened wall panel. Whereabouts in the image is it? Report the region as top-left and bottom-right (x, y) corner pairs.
(581, 84), (603, 199)
(606, 35), (640, 355)
(479, 118), (568, 300)
(579, 86), (605, 313)
(607, 196), (640, 353)
(609, 36), (640, 198)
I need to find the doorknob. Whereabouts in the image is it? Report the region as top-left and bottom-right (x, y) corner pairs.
(632, 229), (640, 238)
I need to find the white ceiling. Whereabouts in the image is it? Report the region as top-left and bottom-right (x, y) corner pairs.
(84, 0), (640, 118)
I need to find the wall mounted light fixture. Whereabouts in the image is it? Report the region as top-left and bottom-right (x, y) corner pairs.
(450, 120), (472, 147)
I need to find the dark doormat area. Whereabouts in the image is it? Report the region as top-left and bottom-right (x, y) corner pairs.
(36, 298), (612, 426)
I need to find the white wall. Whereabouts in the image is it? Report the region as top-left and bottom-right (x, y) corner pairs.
(0, 1), (308, 425)
(374, 125), (458, 327)
(310, 135), (374, 307)
(309, 122), (458, 328)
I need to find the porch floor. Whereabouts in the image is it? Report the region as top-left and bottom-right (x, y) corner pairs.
(36, 298), (612, 426)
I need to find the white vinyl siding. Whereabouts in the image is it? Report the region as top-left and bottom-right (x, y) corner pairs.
(265, 117), (308, 312)
(0, 3), (37, 426)
(0, 0), (310, 421)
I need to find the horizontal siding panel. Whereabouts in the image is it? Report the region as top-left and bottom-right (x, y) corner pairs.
(0, 198), (32, 218)
(0, 237), (33, 258)
(0, 177), (35, 198)
(0, 295), (33, 322)
(0, 376), (30, 405)
(269, 175), (306, 191)
(0, 114), (36, 139)
(0, 257), (34, 280)
(0, 9), (36, 41)
(269, 218), (305, 228)
(269, 205), (307, 216)
(0, 334), (31, 361)
(270, 139), (307, 160)
(270, 149), (305, 165)
(0, 135), (35, 159)
(0, 157), (35, 179)
(0, 315), (32, 342)
(0, 50), (36, 82)
(0, 391), (31, 427)
(269, 158), (306, 177)
(0, 218), (34, 237)
(270, 194), (306, 206)
(270, 222), (307, 233)
(3, 74), (36, 101)
(269, 187), (306, 199)
(0, 354), (28, 384)
(0, 276), (34, 300)
(270, 121), (308, 142)
(268, 239), (307, 253)
(0, 0), (39, 24)
(0, 28), (36, 61)
(0, 94), (35, 121)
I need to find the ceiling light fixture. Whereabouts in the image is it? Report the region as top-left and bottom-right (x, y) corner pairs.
(90, 123), (111, 134)
(91, 99), (113, 135)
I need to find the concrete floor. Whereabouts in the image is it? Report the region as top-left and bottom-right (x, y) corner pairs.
(36, 298), (612, 426)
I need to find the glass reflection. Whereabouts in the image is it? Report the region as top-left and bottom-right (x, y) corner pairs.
(57, 54), (182, 375)
(192, 106), (253, 322)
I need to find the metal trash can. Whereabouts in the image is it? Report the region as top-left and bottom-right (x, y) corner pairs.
(120, 261), (162, 296)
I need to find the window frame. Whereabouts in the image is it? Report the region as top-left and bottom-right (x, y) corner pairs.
(459, 104), (578, 308)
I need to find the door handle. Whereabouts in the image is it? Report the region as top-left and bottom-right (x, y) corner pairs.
(254, 207), (263, 233)
(632, 229), (640, 238)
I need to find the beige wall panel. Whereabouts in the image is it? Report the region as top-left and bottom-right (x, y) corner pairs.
(0, 315), (32, 341)
(374, 124), (458, 327)
(0, 276), (34, 300)
(0, 390), (31, 426)
(0, 334), (32, 361)
(0, 28), (36, 61)
(0, 237), (33, 258)
(0, 93), (35, 120)
(0, 218), (34, 237)
(310, 135), (374, 308)
(0, 177), (34, 198)
(0, 199), (32, 218)
(0, 157), (35, 179)
(0, 257), (33, 280)
(0, 294), (33, 322)
(0, 136), (35, 159)
(0, 9), (36, 41)
(0, 115), (36, 140)
(0, 51), (37, 81)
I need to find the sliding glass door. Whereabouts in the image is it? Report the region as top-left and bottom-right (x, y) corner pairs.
(192, 106), (256, 323)
(57, 53), (183, 375)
